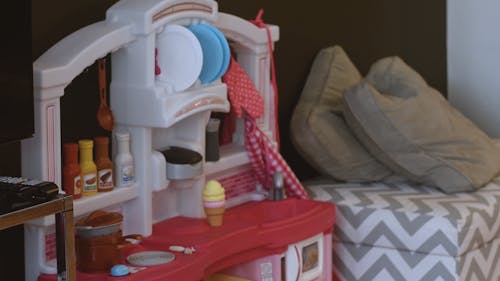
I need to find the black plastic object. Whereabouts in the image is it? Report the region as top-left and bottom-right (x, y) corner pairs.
(205, 118), (221, 162)
(272, 172), (285, 201)
(0, 177), (59, 215)
(161, 146), (202, 165)
(0, 0), (34, 143)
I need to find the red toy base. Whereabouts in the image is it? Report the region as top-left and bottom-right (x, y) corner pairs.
(39, 199), (335, 281)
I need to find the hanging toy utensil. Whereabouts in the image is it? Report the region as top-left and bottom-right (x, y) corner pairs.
(96, 58), (115, 131)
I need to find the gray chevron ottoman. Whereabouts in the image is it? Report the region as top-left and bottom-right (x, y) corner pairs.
(307, 177), (500, 281)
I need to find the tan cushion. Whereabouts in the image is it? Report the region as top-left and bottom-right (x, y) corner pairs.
(290, 46), (392, 182)
(343, 57), (500, 192)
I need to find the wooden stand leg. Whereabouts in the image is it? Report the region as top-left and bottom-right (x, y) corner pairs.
(55, 197), (75, 281)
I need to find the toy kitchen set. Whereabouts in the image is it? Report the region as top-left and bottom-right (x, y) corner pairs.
(20, 0), (335, 280)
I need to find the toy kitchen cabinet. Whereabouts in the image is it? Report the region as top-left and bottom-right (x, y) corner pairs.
(20, 0), (335, 280)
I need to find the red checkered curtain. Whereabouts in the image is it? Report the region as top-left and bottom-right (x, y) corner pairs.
(244, 114), (308, 199)
(222, 9), (307, 199)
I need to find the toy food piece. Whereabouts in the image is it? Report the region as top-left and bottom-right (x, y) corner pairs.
(110, 264), (129, 277)
(202, 180), (225, 226)
(168, 245), (196, 254)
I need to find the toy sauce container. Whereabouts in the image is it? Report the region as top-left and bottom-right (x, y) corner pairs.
(114, 132), (135, 187)
(62, 142), (82, 199)
(94, 136), (114, 192)
(78, 139), (98, 196)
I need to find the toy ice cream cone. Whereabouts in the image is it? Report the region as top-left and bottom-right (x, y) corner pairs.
(204, 205), (225, 226)
(203, 180), (225, 227)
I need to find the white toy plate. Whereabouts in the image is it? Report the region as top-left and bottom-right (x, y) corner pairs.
(156, 24), (203, 92)
(126, 251), (175, 266)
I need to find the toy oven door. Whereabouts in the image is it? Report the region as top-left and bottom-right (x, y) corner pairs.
(284, 233), (324, 281)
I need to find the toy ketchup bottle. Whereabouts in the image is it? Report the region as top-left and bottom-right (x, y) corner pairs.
(94, 136), (114, 192)
(78, 139), (98, 196)
(62, 143), (82, 199)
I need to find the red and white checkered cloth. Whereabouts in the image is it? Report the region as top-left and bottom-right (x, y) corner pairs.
(222, 56), (264, 119)
(221, 56), (264, 145)
(221, 9), (307, 199)
(244, 114), (308, 199)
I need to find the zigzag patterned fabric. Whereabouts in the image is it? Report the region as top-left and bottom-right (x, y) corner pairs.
(307, 177), (500, 281)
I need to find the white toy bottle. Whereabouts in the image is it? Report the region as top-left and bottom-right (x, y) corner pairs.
(114, 132), (135, 187)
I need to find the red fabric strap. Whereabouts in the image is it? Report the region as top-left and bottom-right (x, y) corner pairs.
(250, 9), (281, 150)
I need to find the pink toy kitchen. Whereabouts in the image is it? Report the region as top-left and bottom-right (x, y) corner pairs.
(20, 0), (335, 280)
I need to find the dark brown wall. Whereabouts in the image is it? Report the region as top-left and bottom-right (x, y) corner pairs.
(0, 0), (446, 278)
(218, 0), (447, 179)
(34, 0), (119, 144)
(0, 1), (118, 279)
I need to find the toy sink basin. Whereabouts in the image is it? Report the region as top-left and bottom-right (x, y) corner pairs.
(230, 198), (327, 226)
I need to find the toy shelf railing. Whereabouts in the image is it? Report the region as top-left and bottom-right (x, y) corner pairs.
(27, 184), (138, 227)
(204, 143), (250, 176)
(111, 81), (229, 128)
(151, 143), (250, 193)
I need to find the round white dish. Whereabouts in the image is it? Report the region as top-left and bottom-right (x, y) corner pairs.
(126, 251), (175, 267)
(155, 24), (203, 92)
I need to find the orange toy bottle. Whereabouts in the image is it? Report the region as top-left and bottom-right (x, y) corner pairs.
(78, 139), (98, 196)
(62, 142), (82, 199)
(94, 136), (114, 192)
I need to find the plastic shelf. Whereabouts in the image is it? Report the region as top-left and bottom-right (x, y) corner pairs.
(111, 82), (229, 129)
(204, 144), (250, 176)
(27, 185), (138, 227)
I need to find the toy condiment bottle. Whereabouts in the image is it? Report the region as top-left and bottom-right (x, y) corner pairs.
(114, 132), (135, 187)
(78, 139), (98, 196)
(94, 136), (114, 192)
(62, 143), (82, 199)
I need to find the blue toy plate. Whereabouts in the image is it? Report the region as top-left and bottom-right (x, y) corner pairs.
(203, 25), (231, 80)
(188, 24), (224, 84)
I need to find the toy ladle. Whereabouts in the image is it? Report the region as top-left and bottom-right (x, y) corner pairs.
(97, 58), (114, 131)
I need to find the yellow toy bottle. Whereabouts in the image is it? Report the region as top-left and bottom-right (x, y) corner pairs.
(78, 139), (98, 196)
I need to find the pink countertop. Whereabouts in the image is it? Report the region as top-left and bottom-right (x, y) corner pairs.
(39, 198), (335, 281)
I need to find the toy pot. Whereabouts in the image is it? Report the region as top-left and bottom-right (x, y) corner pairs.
(76, 231), (142, 273)
(75, 210), (125, 239)
(75, 210), (143, 272)
(75, 221), (122, 239)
